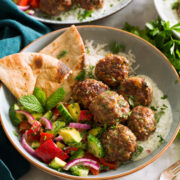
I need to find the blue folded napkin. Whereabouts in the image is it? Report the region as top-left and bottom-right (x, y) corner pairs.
(0, 0), (51, 179)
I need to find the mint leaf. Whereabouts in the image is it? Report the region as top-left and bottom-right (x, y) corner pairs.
(46, 88), (65, 111)
(33, 87), (46, 107)
(20, 95), (44, 113)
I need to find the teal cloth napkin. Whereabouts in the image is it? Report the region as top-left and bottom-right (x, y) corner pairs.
(0, 0), (51, 179)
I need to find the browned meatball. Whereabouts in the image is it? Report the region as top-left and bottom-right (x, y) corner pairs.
(72, 79), (108, 109)
(77, 0), (104, 10)
(89, 91), (130, 126)
(101, 124), (137, 162)
(95, 54), (129, 87)
(118, 76), (153, 106)
(128, 106), (156, 141)
(39, 0), (72, 16)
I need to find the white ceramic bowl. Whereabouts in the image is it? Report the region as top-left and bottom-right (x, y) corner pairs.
(1, 26), (180, 179)
(154, 0), (180, 39)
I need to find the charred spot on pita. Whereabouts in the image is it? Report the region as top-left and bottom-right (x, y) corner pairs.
(35, 58), (43, 68)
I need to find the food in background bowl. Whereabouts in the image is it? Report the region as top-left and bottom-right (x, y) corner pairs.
(12, 0), (129, 23)
(172, 0), (180, 17)
(0, 26), (178, 179)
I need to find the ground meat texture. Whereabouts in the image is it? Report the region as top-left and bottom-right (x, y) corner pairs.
(101, 124), (137, 162)
(128, 106), (156, 141)
(118, 76), (153, 106)
(39, 0), (72, 16)
(72, 79), (108, 109)
(77, 0), (104, 10)
(89, 91), (130, 126)
(95, 54), (130, 87)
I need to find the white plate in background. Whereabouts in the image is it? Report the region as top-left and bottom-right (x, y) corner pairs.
(154, 0), (180, 38)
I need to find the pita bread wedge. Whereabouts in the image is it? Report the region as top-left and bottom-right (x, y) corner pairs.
(0, 52), (71, 99)
(40, 25), (86, 100)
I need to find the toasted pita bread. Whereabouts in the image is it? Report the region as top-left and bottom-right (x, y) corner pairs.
(40, 25), (86, 100)
(0, 52), (71, 99)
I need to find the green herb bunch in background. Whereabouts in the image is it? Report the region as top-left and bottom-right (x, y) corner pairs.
(124, 19), (180, 75)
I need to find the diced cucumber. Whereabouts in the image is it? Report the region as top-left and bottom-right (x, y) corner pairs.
(31, 141), (40, 149)
(43, 110), (53, 120)
(9, 104), (23, 126)
(46, 121), (66, 135)
(67, 103), (80, 121)
(56, 142), (65, 149)
(32, 113), (42, 120)
(59, 127), (82, 144)
(70, 166), (89, 176)
(87, 134), (104, 158)
(88, 127), (103, 137)
(70, 149), (84, 161)
(57, 103), (74, 122)
(49, 157), (66, 169)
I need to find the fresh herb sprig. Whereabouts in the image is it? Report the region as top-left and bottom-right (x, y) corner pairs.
(124, 19), (180, 75)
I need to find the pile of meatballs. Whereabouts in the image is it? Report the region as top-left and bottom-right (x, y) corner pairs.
(39, 0), (104, 16)
(72, 54), (156, 163)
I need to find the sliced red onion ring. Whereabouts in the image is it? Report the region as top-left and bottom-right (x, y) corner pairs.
(69, 123), (91, 130)
(21, 134), (37, 157)
(63, 158), (98, 170)
(17, 5), (30, 11)
(54, 135), (63, 142)
(15, 110), (35, 125)
(40, 117), (53, 130)
(80, 161), (100, 170)
(26, 10), (35, 15)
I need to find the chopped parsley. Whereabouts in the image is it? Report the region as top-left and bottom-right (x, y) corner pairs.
(128, 95), (135, 107)
(155, 110), (165, 123)
(78, 9), (93, 22)
(157, 135), (165, 143)
(150, 106), (157, 111)
(100, 164), (109, 171)
(57, 50), (67, 59)
(75, 69), (86, 81)
(110, 125), (116, 129)
(160, 104), (168, 110)
(112, 77), (116, 82)
(13, 130), (19, 137)
(161, 94), (168, 100)
(86, 47), (90, 54)
(109, 41), (125, 54)
(132, 145), (144, 159)
(103, 124), (107, 131)
(87, 65), (95, 79)
(57, 17), (62, 21)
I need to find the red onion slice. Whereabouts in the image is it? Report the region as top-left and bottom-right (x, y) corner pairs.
(40, 117), (53, 130)
(21, 134), (37, 157)
(64, 158), (98, 170)
(15, 110), (35, 125)
(69, 123), (91, 130)
(17, 5), (30, 11)
(54, 135), (63, 142)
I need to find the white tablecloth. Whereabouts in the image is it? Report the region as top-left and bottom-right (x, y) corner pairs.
(20, 0), (180, 179)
